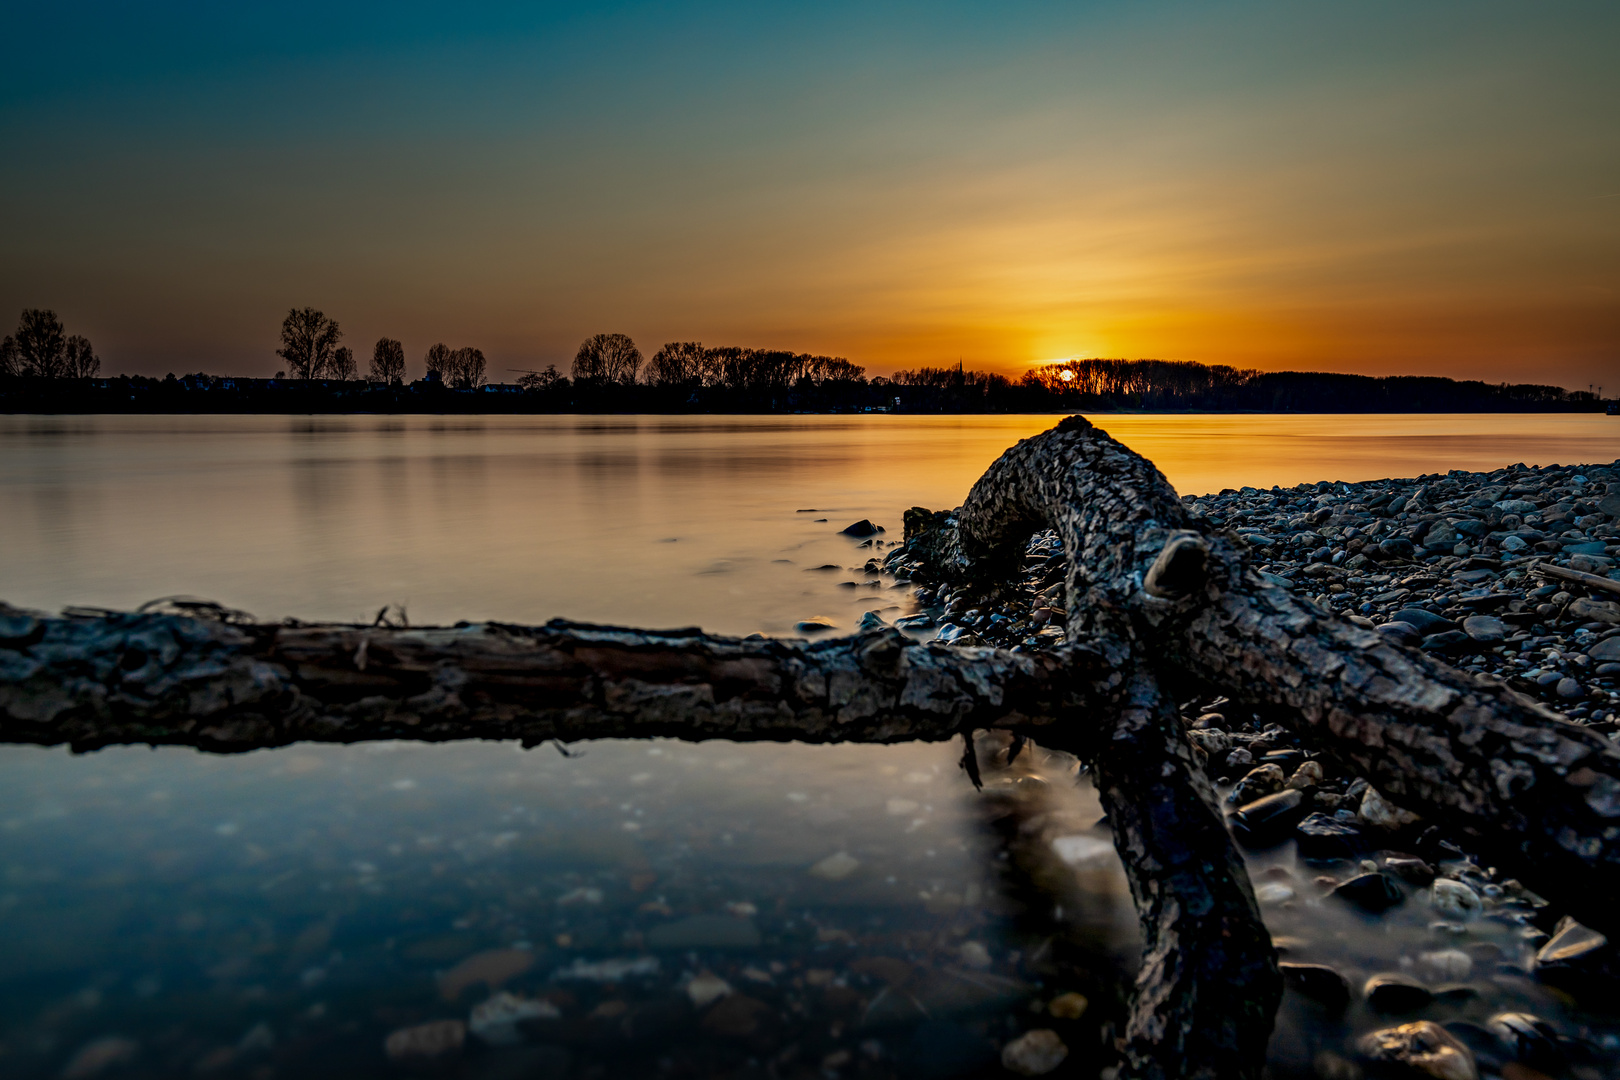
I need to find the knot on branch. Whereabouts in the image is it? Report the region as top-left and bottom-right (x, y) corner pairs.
(1143, 531), (1211, 600)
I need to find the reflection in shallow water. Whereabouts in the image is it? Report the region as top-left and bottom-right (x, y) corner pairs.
(4, 413), (1620, 1076)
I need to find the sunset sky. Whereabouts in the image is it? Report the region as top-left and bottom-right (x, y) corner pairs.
(2, 1), (1617, 387)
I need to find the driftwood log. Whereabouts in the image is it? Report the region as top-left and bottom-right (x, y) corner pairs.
(5, 414), (1620, 1079)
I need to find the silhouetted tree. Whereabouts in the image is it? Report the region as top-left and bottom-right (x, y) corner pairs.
(276, 308), (343, 381)
(63, 335), (99, 378)
(424, 342), (452, 382)
(446, 346), (487, 390)
(329, 346), (357, 381)
(516, 365), (564, 392)
(572, 333), (642, 384)
(645, 341), (706, 386)
(370, 338), (406, 384)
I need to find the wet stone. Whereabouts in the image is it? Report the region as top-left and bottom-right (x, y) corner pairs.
(1280, 962), (1351, 1013)
(1000, 1029), (1069, 1076)
(1364, 973), (1436, 1013)
(1462, 616), (1506, 643)
(1357, 1020), (1478, 1080)
(1332, 872), (1405, 913)
(1295, 812), (1364, 860)
(1232, 789), (1306, 847)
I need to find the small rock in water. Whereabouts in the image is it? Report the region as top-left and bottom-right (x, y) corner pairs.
(1279, 963), (1350, 1013)
(1255, 882), (1296, 905)
(1357, 1020), (1478, 1080)
(795, 617), (837, 633)
(1295, 812), (1364, 860)
(1430, 879), (1483, 921)
(438, 948), (536, 1002)
(1534, 916), (1618, 991)
(469, 992), (560, 1046)
(809, 851), (861, 880)
(840, 519), (884, 537)
(1000, 1029), (1069, 1076)
(1046, 992), (1089, 1019)
(858, 611), (887, 631)
(1232, 789), (1306, 846)
(1487, 1012), (1564, 1072)
(1417, 948), (1473, 981)
(1364, 974), (1436, 1013)
(1332, 872), (1405, 913)
(384, 1020), (466, 1063)
(959, 941), (993, 969)
(686, 971), (734, 1007)
(61, 1036), (139, 1079)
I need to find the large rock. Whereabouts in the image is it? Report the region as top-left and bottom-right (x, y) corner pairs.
(1357, 1021), (1478, 1080)
(1461, 616), (1505, 643)
(1589, 637), (1620, 663)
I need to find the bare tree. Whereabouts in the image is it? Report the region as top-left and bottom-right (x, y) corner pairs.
(424, 342), (452, 382)
(6, 310), (66, 377)
(327, 346), (356, 381)
(370, 338), (406, 384)
(645, 341), (705, 386)
(445, 346), (487, 390)
(62, 336), (100, 378)
(515, 365), (564, 391)
(572, 333), (642, 384)
(275, 308), (343, 381)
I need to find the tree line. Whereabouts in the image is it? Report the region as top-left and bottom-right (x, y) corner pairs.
(0, 310), (99, 379)
(2, 306), (1609, 413)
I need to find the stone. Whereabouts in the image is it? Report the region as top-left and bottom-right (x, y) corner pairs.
(1378, 621), (1423, 646)
(858, 611), (886, 631)
(959, 941), (992, 969)
(438, 949), (536, 1002)
(1364, 974), (1436, 1013)
(1226, 763), (1286, 805)
(1462, 616), (1506, 643)
(840, 519), (884, 537)
(1046, 992), (1088, 1019)
(1417, 949), (1473, 981)
(1380, 537), (1417, 560)
(1422, 630), (1472, 653)
(384, 1020), (466, 1063)
(1431, 878), (1483, 921)
(809, 851), (861, 880)
(647, 914), (762, 949)
(552, 956), (661, 982)
(469, 992), (560, 1046)
(1279, 962), (1350, 1013)
(1385, 856), (1437, 885)
(795, 617), (837, 633)
(1495, 500), (1540, 514)
(1287, 760), (1324, 789)
(1534, 916), (1618, 991)
(1357, 1021), (1478, 1080)
(1332, 872), (1405, 913)
(1487, 1013), (1563, 1072)
(1232, 789), (1306, 846)
(700, 994), (774, 1039)
(685, 971), (733, 1007)
(1563, 540), (1607, 555)
(61, 1037), (140, 1079)
(1587, 637), (1620, 663)
(1568, 597), (1620, 624)
(1360, 786), (1420, 829)
(1500, 535), (1529, 553)
(1295, 812), (1364, 860)
(1393, 608), (1457, 634)
(1000, 1029), (1069, 1076)
(1255, 882), (1296, 905)
(1556, 677), (1584, 699)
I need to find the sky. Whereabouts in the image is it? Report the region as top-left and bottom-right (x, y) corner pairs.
(2, 1), (1617, 388)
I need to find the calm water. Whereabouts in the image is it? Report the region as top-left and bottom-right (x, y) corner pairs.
(3, 413), (1620, 1079)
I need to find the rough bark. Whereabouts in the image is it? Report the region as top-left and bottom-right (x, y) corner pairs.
(0, 607), (1093, 752)
(902, 415), (1620, 946)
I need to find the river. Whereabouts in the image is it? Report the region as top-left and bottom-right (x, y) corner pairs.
(2, 413), (1618, 1079)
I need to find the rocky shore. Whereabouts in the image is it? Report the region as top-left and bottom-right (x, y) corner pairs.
(875, 457), (1620, 1079)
